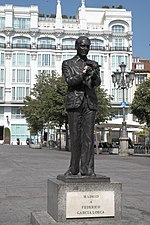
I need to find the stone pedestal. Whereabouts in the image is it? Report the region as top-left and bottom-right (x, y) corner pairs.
(31, 174), (122, 225)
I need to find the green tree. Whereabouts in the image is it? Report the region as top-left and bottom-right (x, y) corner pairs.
(21, 71), (67, 148)
(116, 5), (124, 9)
(50, 13), (56, 18)
(21, 96), (45, 142)
(102, 5), (110, 9)
(62, 15), (68, 19)
(96, 87), (113, 124)
(131, 78), (150, 127)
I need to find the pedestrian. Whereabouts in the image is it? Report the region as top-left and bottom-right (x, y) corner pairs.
(62, 36), (101, 176)
(17, 138), (20, 145)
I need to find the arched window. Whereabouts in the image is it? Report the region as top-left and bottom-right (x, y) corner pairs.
(62, 38), (76, 50)
(12, 37), (31, 49)
(90, 39), (104, 50)
(112, 25), (125, 33)
(37, 37), (56, 49)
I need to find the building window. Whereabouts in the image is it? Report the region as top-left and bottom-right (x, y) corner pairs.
(38, 54), (50, 66)
(38, 54), (55, 67)
(90, 39), (104, 50)
(37, 37), (55, 49)
(112, 38), (124, 50)
(11, 107), (23, 119)
(136, 64), (144, 70)
(62, 38), (76, 49)
(91, 39), (103, 46)
(38, 37), (55, 45)
(12, 37), (31, 48)
(112, 88), (128, 103)
(0, 87), (4, 100)
(0, 17), (5, 28)
(0, 36), (5, 43)
(0, 53), (4, 65)
(112, 25), (125, 33)
(135, 75), (146, 85)
(13, 18), (30, 29)
(132, 57), (139, 63)
(0, 69), (4, 82)
(11, 124), (30, 143)
(12, 53), (30, 66)
(113, 108), (128, 119)
(12, 69), (30, 83)
(88, 55), (104, 68)
(112, 55), (128, 68)
(0, 106), (4, 119)
(12, 87), (30, 101)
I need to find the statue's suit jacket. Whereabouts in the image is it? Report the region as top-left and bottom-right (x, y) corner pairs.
(62, 55), (101, 111)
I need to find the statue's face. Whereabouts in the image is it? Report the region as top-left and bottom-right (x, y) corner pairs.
(76, 38), (90, 58)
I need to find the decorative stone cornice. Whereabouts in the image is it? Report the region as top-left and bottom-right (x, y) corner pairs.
(54, 29), (64, 38)
(29, 29), (40, 38)
(3, 29), (15, 37)
(1, 27), (133, 42)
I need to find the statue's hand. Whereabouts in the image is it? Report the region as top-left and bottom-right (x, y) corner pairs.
(82, 65), (93, 77)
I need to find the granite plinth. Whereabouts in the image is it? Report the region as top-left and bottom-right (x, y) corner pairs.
(31, 174), (122, 225)
(47, 176), (122, 223)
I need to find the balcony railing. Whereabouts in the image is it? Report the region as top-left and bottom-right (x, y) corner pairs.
(110, 47), (129, 51)
(90, 46), (105, 51)
(12, 44), (31, 49)
(62, 45), (75, 50)
(37, 44), (56, 49)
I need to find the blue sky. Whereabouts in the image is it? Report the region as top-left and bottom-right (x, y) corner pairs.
(1, 0), (150, 60)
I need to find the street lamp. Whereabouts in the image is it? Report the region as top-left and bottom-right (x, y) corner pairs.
(111, 62), (135, 156)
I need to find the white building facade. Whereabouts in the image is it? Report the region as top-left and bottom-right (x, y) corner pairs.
(0, 0), (136, 144)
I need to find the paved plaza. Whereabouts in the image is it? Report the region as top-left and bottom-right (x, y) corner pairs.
(0, 145), (150, 225)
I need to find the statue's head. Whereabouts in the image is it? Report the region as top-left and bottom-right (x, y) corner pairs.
(75, 36), (91, 58)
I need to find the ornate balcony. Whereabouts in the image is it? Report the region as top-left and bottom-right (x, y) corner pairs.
(110, 47), (129, 51)
(90, 46), (105, 51)
(37, 44), (56, 49)
(62, 45), (75, 50)
(12, 43), (31, 49)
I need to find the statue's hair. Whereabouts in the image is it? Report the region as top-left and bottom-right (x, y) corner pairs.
(75, 36), (91, 48)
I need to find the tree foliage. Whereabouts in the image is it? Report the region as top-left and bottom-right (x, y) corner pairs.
(21, 71), (67, 136)
(21, 96), (45, 135)
(131, 78), (150, 127)
(96, 87), (113, 124)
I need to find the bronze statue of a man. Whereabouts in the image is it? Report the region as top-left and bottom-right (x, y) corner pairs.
(62, 36), (101, 176)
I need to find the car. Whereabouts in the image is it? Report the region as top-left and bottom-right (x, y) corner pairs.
(109, 142), (119, 155)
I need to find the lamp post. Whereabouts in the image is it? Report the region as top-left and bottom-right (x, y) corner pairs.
(111, 62), (135, 156)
